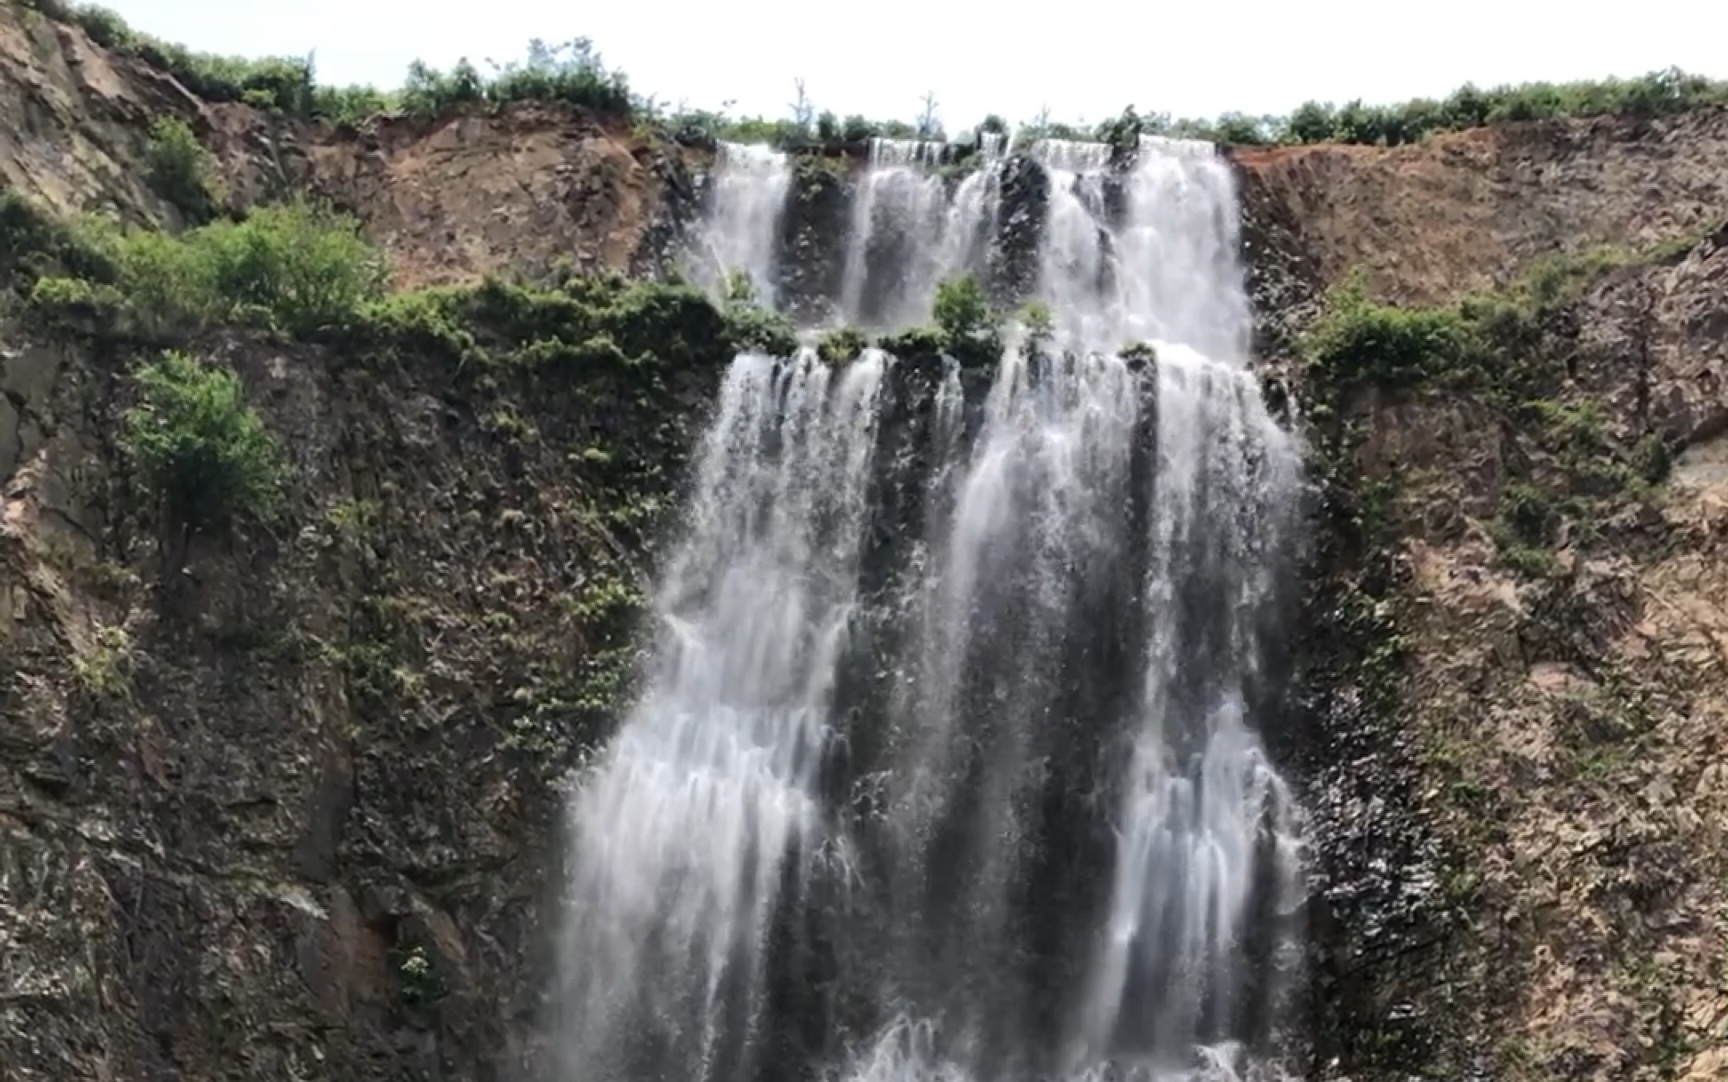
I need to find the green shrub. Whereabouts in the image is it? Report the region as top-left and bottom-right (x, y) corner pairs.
(717, 273), (797, 357)
(1119, 340), (1158, 368)
(1302, 278), (1482, 390)
(1018, 299), (1055, 353)
(0, 188), (118, 293)
(818, 327), (869, 365)
(933, 275), (992, 340)
(355, 288), (478, 365)
(360, 274), (750, 373)
(311, 84), (396, 127)
(76, 201), (387, 336)
(932, 274), (1002, 367)
(122, 350), (283, 529)
(875, 326), (948, 366)
(397, 39), (633, 120)
(144, 116), (220, 224)
(24, 274), (124, 331)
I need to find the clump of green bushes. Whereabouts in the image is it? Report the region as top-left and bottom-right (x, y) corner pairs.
(121, 348), (283, 530)
(5, 187), (786, 375)
(1300, 276), (1487, 393)
(23, 200), (387, 337)
(872, 274), (1004, 369)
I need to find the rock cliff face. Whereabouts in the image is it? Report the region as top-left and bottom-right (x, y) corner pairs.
(4, 5), (1728, 1082)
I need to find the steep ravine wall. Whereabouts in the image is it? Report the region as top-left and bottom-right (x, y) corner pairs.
(2, 324), (727, 1080)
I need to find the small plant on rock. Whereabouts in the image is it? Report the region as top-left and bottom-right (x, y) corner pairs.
(144, 115), (221, 225)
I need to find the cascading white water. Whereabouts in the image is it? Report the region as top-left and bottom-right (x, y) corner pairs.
(837, 137), (1005, 332)
(690, 141), (794, 305)
(551, 349), (887, 1081)
(552, 133), (1307, 1082)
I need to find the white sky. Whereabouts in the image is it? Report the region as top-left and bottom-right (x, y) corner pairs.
(99, 0), (1728, 130)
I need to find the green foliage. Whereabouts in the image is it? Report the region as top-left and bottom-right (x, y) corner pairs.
(144, 116), (221, 224)
(1073, 68), (1728, 150)
(875, 325), (948, 365)
(397, 38), (633, 120)
(817, 327), (869, 365)
(309, 84), (395, 127)
(348, 272), (759, 373)
(5, 188), (777, 378)
(871, 275), (1005, 369)
(1118, 340), (1158, 367)
(1302, 276), (1485, 391)
(121, 350), (283, 530)
(721, 295), (799, 358)
(0, 187), (119, 294)
(24, 274), (124, 331)
(64, 201), (388, 337)
(394, 944), (442, 1007)
(932, 275), (992, 341)
(931, 274), (1001, 366)
(70, 622), (135, 700)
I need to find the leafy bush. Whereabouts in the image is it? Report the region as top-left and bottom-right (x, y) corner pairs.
(818, 327), (869, 365)
(0, 188), (118, 293)
(144, 116), (220, 224)
(395, 38), (633, 120)
(932, 274), (1001, 367)
(25, 274), (124, 331)
(1119, 340), (1158, 368)
(121, 349), (282, 529)
(1084, 68), (1728, 150)
(1018, 300), (1055, 352)
(717, 271), (797, 356)
(1302, 277), (1483, 390)
(76, 201), (387, 336)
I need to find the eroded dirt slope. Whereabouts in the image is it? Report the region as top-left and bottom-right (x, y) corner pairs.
(1236, 108), (1728, 306)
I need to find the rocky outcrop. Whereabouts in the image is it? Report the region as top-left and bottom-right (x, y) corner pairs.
(1233, 107), (1728, 307)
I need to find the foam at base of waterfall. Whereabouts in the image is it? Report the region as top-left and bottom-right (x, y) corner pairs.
(828, 1015), (1304, 1082)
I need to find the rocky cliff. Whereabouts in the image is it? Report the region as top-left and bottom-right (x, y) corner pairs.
(4, 3), (1728, 1081)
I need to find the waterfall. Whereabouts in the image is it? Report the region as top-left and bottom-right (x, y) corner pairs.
(689, 141), (794, 306)
(552, 135), (1307, 1082)
(837, 137), (1005, 332)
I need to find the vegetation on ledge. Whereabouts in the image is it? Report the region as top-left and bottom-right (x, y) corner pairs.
(1, 185), (790, 369)
(1300, 240), (1687, 579)
(0, 183), (795, 545)
(17, 0), (1727, 153)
